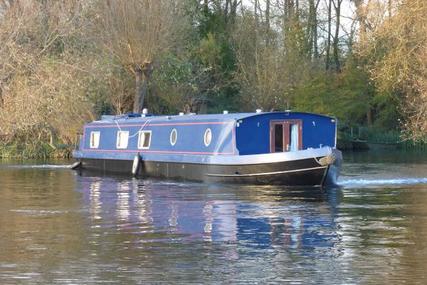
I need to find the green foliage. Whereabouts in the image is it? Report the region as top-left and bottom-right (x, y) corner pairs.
(191, 2), (239, 112)
(0, 0), (423, 158)
(293, 69), (367, 125)
(293, 55), (400, 130)
(149, 54), (205, 113)
(198, 33), (223, 69)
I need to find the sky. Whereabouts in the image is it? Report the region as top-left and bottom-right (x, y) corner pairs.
(240, 0), (356, 28)
(240, 0), (357, 42)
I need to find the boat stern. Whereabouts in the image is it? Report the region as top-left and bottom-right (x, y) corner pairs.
(323, 148), (342, 186)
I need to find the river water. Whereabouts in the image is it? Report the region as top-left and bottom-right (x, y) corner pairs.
(1, 150), (427, 284)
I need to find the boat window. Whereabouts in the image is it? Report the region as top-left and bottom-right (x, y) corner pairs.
(116, 131), (129, 149)
(274, 124), (284, 152)
(170, 129), (177, 146)
(204, 128), (212, 147)
(138, 130), (151, 149)
(270, 120), (302, 152)
(289, 124), (299, 151)
(90, 131), (100, 149)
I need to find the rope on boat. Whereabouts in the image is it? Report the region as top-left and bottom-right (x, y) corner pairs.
(113, 118), (151, 138)
(113, 116), (152, 176)
(315, 153), (336, 166)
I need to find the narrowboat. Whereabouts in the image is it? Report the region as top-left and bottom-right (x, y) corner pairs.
(72, 111), (342, 186)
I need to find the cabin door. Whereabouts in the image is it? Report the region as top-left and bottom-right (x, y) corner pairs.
(270, 120), (302, 152)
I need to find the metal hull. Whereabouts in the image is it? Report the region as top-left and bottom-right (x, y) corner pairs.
(76, 149), (342, 187)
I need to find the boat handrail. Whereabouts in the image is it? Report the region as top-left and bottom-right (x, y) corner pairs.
(113, 118), (151, 139)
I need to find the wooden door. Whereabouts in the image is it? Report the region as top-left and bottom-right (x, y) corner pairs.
(270, 120), (302, 152)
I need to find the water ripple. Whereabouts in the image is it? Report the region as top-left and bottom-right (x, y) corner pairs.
(1, 155), (427, 284)
(340, 177), (427, 187)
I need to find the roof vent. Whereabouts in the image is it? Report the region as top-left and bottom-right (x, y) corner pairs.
(255, 109), (262, 113)
(142, 108), (148, 115)
(223, 110), (229, 114)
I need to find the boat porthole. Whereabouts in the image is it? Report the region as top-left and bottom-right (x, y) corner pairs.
(204, 128), (212, 147)
(170, 128), (177, 146)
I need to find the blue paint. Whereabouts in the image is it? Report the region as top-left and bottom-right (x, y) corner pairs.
(74, 111), (337, 162)
(236, 112), (336, 155)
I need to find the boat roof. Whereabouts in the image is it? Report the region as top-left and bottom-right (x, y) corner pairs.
(91, 111), (335, 125)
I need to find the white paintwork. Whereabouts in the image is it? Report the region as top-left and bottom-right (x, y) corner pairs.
(207, 147), (334, 166)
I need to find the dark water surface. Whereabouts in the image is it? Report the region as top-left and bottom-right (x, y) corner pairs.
(1, 151), (427, 284)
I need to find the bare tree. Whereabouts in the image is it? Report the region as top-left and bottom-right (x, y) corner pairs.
(233, 2), (311, 111)
(308, 0), (321, 59)
(97, 0), (185, 113)
(326, 0), (332, 70)
(359, 0), (427, 139)
(332, 0), (343, 71)
(0, 0), (97, 149)
(352, 0), (367, 44)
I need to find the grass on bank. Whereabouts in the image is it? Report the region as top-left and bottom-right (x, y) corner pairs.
(338, 127), (427, 151)
(0, 142), (72, 159)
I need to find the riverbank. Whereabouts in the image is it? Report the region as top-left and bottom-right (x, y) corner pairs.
(0, 142), (72, 159)
(338, 138), (427, 151)
(337, 128), (427, 151)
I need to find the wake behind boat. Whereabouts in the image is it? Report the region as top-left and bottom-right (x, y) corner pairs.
(72, 110), (342, 186)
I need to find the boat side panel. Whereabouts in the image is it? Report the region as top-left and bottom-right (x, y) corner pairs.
(81, 121), (236, 155)
(235, 113), (337, 155)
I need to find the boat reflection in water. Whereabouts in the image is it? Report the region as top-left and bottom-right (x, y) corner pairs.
(78, 175), (342, 253)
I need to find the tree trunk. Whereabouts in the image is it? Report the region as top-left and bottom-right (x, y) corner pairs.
(308, 0), (315, 59)
(231, 0), (238, 17)
(314, 0), (320, 58)
(284, 0), (293, 35)
(295, 0), (299, 21)
(133, 62), (153, 113)
(254, 0), (259, 23)
(203, 0), (209, 15)
(225, 0), (230, 21)
(367, 108), (373, 126)
(265, 0), (270, 44)
(333, 0), (341, 72)
(286, 0), (289, 18)
(326, 0), (332, 70)
(40, 0), (49, 43)
(353, 0), (367, 45)
(133, 67), (144, 114)
(255, 0), (259, 39)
